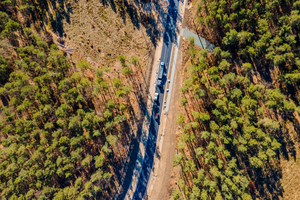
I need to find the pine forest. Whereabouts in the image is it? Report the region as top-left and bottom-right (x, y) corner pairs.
(0, 0), (148, 199)
(172, 0), (300, 199)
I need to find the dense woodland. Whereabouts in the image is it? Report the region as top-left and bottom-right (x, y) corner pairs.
(0, 0), (143, 199)
(172, 0), (300, 199)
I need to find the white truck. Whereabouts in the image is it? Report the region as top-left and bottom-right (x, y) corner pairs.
(154, 87), (159, 102)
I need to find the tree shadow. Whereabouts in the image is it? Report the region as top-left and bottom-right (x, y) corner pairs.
(114, 36), (155, 200)
(50, 0), (181, 47)
(101, 0), (117, 13)
(51, 2), (73, 37)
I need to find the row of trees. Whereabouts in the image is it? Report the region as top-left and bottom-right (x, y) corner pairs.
(171, 0), (300, 199)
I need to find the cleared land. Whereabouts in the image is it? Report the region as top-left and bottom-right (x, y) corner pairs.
(48, 0), (151, 67)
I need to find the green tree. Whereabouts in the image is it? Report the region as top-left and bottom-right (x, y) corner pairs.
(106, 135), (118, 146)
(113, 77), (122, 89)
(96, 68), (103, 77)
(180, 97), (188, 106)
(224, 72), (236, 83)
(122, 85), (132, 95)
(218, 59), (230, 71)
(192, 111), (210, 123)
(209, 87), (222, 96)
(1, 19), (21, 38)
(249, 156), (263, 168)
(210, 121), (219, 132)
(116, 90), (124, 98)
(117, 55), (126, 66)
(94, 154), (105, 168)
(119, 103), (127, 112)
(190, 185), (201, 200)
(106, 100), (115, 109)
(176, 113), (185, 125)
(223, 29), (238, 46)
(237, 31), (254, 45)
(241, 63), (252, 73)
(130, 55), (139, 66)
(189, 36), (195, 46)
(122, 67), (132, 76)
(104, 109), (112, 119)
(231, 88), (243, 100)
(173, 153), (183, 166)
(281, 100), (296, 112)
(214, 47), (222, 56)
(82, 154), (93, 168)
(78, 60), (92, 71)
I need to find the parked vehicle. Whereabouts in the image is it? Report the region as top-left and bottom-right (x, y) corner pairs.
(154, 93), (159, 101)
(157, 80), (162, 87)
(153, 104), (160, 119)
(154, 87), (159, 101)
(155, 112), (159, 119)
(158, 62), (164, 80)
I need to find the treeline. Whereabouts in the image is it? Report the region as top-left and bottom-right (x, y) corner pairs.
(0, 2), (142, 199)
(0, 0), (52, 30)
(172, 0), (300, 199)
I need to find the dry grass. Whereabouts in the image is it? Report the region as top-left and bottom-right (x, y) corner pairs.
(279, 121), (300, 200)
(47, 0), (151, 70)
